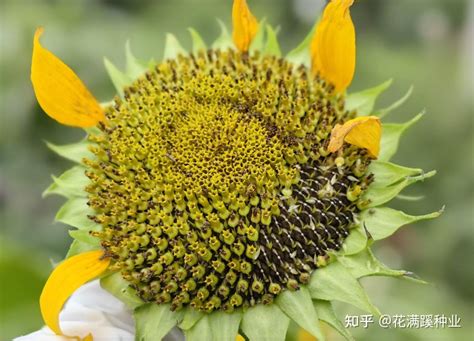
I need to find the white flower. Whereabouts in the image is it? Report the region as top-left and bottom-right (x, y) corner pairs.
(15, 280), (134, 341)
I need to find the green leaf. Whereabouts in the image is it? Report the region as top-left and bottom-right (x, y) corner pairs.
(339, 226), (367, 255)
(208, 310), (242, 341)
(369, 161), (423, 188)
(100, 272), (143, 309)
(125, 41), (147, 80)
(263, 25), (281, 57)
(65, 239), (99, 258)
(346, 79), (392, 116)
(241, 304), (290, 341)
(46, 139), (94, 164)
(188, 28), (207, 54)
(249, 18), (267, 53)
(276, 286), (325, 340)
(179, 308), (204, 330)
(337, 248), (406, 279)
(313, 300), (354, 341)
(212, 19), (233, 50)
(286, 24), (316, 68)
(375, 85), (414, 118)
(43, 166), (89, 199)
(135, 303), (183, 341)
(184, 315), (212, 341)
(360, 207), (443, 241)
(379, 112), (424, 162)
(55, 197), (101, 231)
(163, 33), (187, 61)
(308, 261), (379, 315)
(364, 170), (436, 207)
(104, 57), (132, 98)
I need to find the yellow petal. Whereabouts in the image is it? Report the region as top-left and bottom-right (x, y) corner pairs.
(310, 0), (356, 93)
(232, 0), (258, 52)
(327, 116), (381, 158)
(40, 250), (110, 337)
(31, 27), (105, 127)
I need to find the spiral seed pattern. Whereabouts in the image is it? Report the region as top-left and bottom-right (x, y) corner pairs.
(84, 49), (372, 312)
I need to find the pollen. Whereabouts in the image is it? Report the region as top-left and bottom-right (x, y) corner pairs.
(85, 49), (373, 312)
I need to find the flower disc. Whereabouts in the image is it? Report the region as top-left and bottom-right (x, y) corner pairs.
(85, 49), (373, 312)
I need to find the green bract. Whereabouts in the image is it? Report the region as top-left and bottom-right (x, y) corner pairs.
(43, 22), (440, 341)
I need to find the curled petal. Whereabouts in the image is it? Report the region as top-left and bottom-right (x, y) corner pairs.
(31, 27), (105, 127)
(232, 0), (258, 52)
(328, 116), (381, 158)
(40, 250), (110, 338)
(311, 0), (356, 93)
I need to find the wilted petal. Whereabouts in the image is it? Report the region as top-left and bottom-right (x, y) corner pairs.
(31, 28), (105, 127)
(232, 0), (259, 52)
(311, 0), (356, 93)
(328, 116), (381, 158)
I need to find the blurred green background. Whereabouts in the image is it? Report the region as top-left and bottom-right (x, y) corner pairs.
(0, 0), (472, 340)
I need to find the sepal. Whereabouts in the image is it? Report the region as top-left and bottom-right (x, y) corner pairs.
(69, 230), (100, 248)
(184, 314), (212, 341)
(339, 225), (367, 255)
(396, 194), (425, 201)
(66, 239), (100, 258)
(43, 166), (89, 199)
(241, 304), (290, 341)
(101, 272), (143, 309)
(337, 247), (429, 284)
(276, 286), (325, 340)
(134, 303), (184, 341)
(104, 57), (133, 98)
(163, 33), (187, 60)
(313, 300), (354, 341)
(66, 229), (101, 258)
(379, 112), (424, 161)
(263, 25), (281, 57)
(337, 247), (406, 278)
(360, 206), (443, 241)
(346, 79), (392, 116)
(364, 170), (436, 207)
(178, 308), (204, 330)
(125, 41), (147, 79)
(188, 28), (207, 54)
(208, 309), (242, 341)
(55, 197), (101, 231)
(308, 261), (379, 315)
(375, 85), (414, 118)
(369, 161), (423, 188)
(249, 18), (267, 54)
(286, 25), (316, 68)
(212, 20), (234, 50)
(46, 138), (94, 164)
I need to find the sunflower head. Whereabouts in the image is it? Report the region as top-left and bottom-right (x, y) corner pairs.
(84, 48), (374, 313)
(32, 1), (440, 340)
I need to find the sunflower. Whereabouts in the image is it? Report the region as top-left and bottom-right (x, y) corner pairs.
(31, 0), (441, 340)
